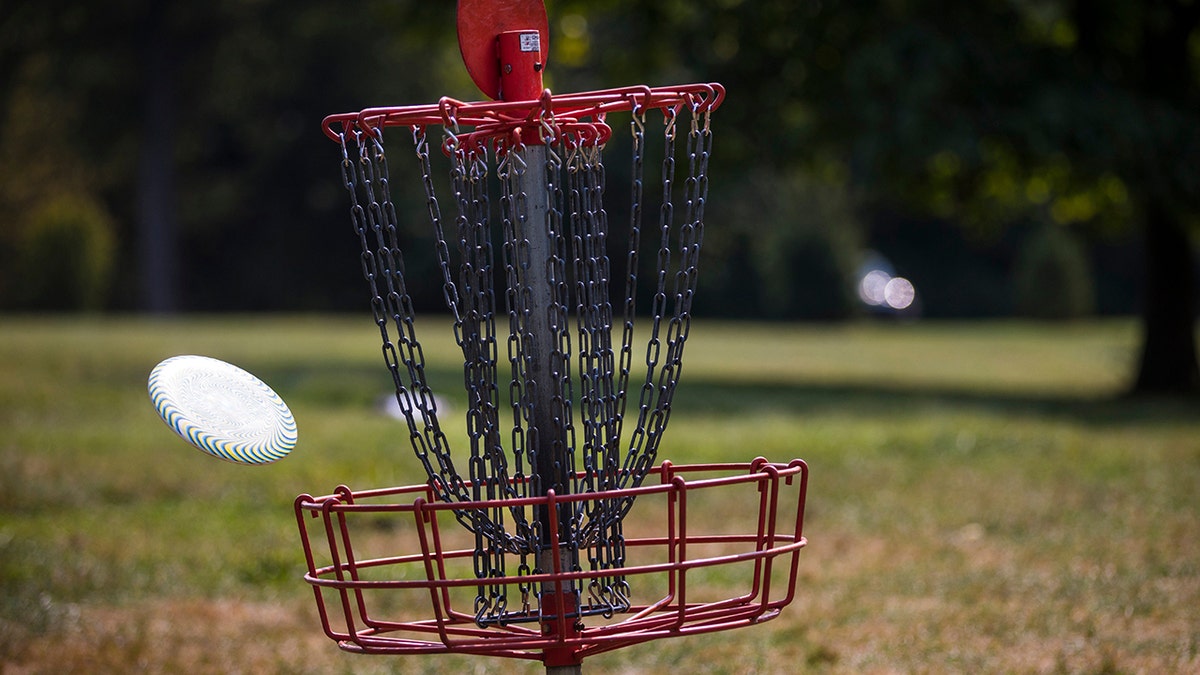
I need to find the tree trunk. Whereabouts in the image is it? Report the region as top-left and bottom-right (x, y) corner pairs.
(1132, 204), (1199, 394)
(1129, 0), (1200, 394)
(137, 0), (179, 313)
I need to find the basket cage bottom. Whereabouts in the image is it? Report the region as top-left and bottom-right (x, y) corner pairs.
(294, 459), (808, 663)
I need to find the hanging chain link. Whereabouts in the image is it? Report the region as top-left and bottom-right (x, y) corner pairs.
(335, 95), (715, 626)
(340, 126), (460, 503)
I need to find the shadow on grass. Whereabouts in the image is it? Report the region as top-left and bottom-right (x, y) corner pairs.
(259, 362), (467, 410)
(672, 377), (1200, 428)
(259, 360), (1198, 431)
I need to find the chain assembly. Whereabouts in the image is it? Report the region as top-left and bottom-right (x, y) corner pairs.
(333, 85), (720, 626)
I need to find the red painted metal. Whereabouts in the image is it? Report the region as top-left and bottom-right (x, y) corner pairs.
(457, 0), (549, 100)
(294, 460), (808, 665)
(497, 29), (545, 102)
(321, 82), (725, 154)
(312, 2), (807, 669)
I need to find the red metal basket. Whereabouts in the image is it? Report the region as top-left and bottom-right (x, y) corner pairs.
(294, 458), (808, 666)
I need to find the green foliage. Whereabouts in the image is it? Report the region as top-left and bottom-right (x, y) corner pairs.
(0, 51), (117, 312)
(7, 194), (116, 311)
(0, 0), (1195, 336)
(703, 170), (863, 319)
(1013, 224), (1096, 320)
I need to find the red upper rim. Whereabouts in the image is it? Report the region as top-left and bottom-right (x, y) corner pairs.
(321, 83), (726, 146)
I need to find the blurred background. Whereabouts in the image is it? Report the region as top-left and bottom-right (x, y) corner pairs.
(1, 0), (1196, 393)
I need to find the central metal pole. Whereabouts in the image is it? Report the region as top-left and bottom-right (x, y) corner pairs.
(498, 26), (582, 674)
(520, 143), (582, 674)
(520, 142), (568, 520)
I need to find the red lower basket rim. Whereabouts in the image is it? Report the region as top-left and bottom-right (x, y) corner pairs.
(294, 459), (808, 665)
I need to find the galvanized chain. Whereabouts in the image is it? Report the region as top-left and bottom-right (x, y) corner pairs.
(553, 168), (580, 520)
(595, 103), (710, 536)
(582, 107), (652, 619)
(540, 122), (577, 514)
(537, 128), (586, 604)
(567, 141), (618, 495)
(410, 124), (489, 517)
(619, 105), (678, 493)
(497, 143), (535, 530)
(340, 127), (459, 505)
(335, 94), (715, 626)
(451, 140), (504, 622)
(563, 136), (628, 616)
(616, 104), (645, 466)
(633, 103), (711, 478)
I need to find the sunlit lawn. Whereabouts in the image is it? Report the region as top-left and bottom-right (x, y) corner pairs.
(2, 315), (1197, 673)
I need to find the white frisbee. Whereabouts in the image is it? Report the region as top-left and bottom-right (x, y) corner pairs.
(148, 355), (297, 465)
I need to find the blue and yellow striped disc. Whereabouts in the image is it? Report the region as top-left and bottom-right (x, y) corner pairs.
(148, 355), (297, 465)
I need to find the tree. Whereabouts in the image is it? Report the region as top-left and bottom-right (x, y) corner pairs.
(0, 1), (135, 311)
(0, 0), (459, 311)
(571, 0), (1198, 393)
(3, 0), (1195, 394)
(137, 0), (179, 313)
(833, 0), (1200, 393)
(1071, 0), (1200, 393)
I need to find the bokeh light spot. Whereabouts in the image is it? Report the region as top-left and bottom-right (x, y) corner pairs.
(883, 277), (915, 310)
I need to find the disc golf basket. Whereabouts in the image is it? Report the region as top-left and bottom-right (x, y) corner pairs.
(294, 2), (808, 671)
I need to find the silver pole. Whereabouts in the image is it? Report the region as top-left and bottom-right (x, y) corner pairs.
(518, 143), (565, 521)
(519, 143), (583, 675)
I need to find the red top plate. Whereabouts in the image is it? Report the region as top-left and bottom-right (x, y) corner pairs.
(458, 0), (549, 100)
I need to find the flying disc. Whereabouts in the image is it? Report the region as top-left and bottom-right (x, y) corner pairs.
(148, 355), (297, 465)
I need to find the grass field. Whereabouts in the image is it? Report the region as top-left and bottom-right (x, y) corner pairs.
(2, 316), (1198, 674)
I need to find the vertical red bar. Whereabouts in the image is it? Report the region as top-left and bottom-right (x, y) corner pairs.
(541, 490), (583, 669)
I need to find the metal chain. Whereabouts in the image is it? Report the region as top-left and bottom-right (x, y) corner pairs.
(498, 144), (535, 539)
(335, 95), (715, 626)
(390, 131), (524, 598)
(451, 142), (506, 622)
(565, 136), (629, 614)
(543, 130), (576, 510)
(619, 105), (678, 491)
(340, 127), (460, 504)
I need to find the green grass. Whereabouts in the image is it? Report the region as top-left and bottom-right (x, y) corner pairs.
(2, 316), (1198, 673)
